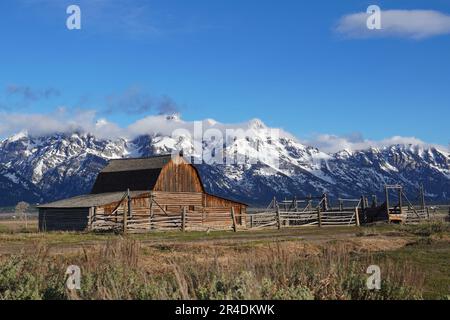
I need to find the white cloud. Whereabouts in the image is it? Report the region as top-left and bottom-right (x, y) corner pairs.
(0, 109), (447, 153)
(336, 9), (450, 39)
(303, 134), (448, 153)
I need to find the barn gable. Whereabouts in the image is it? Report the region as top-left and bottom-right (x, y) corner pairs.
(153, 156), (204, 193)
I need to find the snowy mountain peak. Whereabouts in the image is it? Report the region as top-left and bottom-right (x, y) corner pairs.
(7, 131), (29, 142)
(247, 118), (267, 130)
(0, 120), (448, 206)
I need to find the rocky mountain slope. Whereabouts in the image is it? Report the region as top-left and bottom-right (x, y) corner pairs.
(0, 118), (448, 206)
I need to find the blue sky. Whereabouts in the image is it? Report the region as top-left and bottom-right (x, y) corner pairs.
(0, 0), (449, 149)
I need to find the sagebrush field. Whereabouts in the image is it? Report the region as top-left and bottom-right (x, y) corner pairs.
(0, 217), (449, 300)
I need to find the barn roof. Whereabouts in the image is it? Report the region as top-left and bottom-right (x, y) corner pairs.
(101, 155), (172, 173)
(40, 154), (248, 208)
(90, 155), (173, 194)
(38, 191), (149, 209)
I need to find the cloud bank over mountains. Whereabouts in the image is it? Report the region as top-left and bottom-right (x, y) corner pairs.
(0, 107), (447, 154)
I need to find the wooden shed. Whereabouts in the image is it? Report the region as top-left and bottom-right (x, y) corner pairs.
(38, 155), (247, 232)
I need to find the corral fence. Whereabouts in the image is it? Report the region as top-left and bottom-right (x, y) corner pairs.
(248, 195), (361, 230)
(88, 189), (433, 234)
(89, 192), (359, 234)
(248, 209), (360, 230)
(389, 207), (431, 224)
(91, 207), (244, 234)
(406, 208), (429, 224)
(89, 191), (244, 234)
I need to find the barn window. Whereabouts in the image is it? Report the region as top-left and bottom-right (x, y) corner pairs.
(189, 206), (195, 211)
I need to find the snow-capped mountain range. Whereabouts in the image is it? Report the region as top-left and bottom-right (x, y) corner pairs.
(0, 116), (448, 206)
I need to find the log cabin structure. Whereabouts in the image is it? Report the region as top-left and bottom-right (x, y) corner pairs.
(38, 155), (247, 233)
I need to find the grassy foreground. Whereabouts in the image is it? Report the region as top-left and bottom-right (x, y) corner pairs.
(0, 219), (448, 300)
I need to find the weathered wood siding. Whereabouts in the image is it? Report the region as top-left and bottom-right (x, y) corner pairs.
(152, 191), (203, 206)
(153, 159), (204, 193)
(101, 193), (151, 215)
(205, 194), (246, 213)
(39, 208), (89, 232)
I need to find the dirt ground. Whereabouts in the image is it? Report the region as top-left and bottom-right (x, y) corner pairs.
(0, 218), (416, 256)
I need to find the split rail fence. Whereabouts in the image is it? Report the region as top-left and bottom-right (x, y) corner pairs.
(89, 192), (245, 234)
(89, 191), (361, 233)
(248, 208), (360, 230)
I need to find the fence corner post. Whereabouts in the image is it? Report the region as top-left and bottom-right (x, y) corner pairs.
(276, 205), (282, 230)
(88, 207), (94, 232)
(123, 189), (130, 235)
(182, 206), (187, 232)
(231, 207), (237, 232)
(355, 207), (360, 227)
(317, 207), (322, 228)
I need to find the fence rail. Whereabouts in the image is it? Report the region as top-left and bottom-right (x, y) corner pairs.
(247, 208), (359, 230)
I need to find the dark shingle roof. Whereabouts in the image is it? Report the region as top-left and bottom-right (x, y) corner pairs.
(90, 155), (172, 194)
(101, 155), (172, 173)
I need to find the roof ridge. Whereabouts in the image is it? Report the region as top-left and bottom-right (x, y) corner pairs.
(109, 154), (173, 161)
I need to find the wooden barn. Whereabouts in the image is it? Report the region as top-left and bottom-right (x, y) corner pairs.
(38, 154), (247, 233)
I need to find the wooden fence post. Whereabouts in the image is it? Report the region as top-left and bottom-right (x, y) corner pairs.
(361, 196), (366, 212)
(123, 203), (128, 235)
(182, 206), (187, 232)
(322, 194), (329, 211)
(355, 207), (360, 227)
(276, 206), (282, 230)
(420, 184), (426, 211)
(88, 207), (94, 232)
(149, 194), (154, 231)
(128, 189), (132, 218)
(231, 207), (237, 232)
(317, 207), (322, 228)
(123, 189), (130, 234)
(385, 186), (390, 217)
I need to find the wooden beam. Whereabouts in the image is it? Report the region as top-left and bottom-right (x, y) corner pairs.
(317, 207), (322, 228)
(355, 207), (360, 227)
(385, 185), (390, 217)
(87, 207), (94, 232)
(231, 207), (237, 232)
(127, 189), (132, 218)
(149, 194), (154, 231)
(181, 206), (186, 232)
(420, 184), (426, 210)
(276, 205), (282, 230)
(123, 189), (130, 234)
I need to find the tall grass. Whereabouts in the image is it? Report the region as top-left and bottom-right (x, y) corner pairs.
(0, 239), (425, 300)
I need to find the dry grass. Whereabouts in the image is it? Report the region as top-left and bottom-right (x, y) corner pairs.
(0, 238), (426, 300)
(0, 220), (448, 300)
